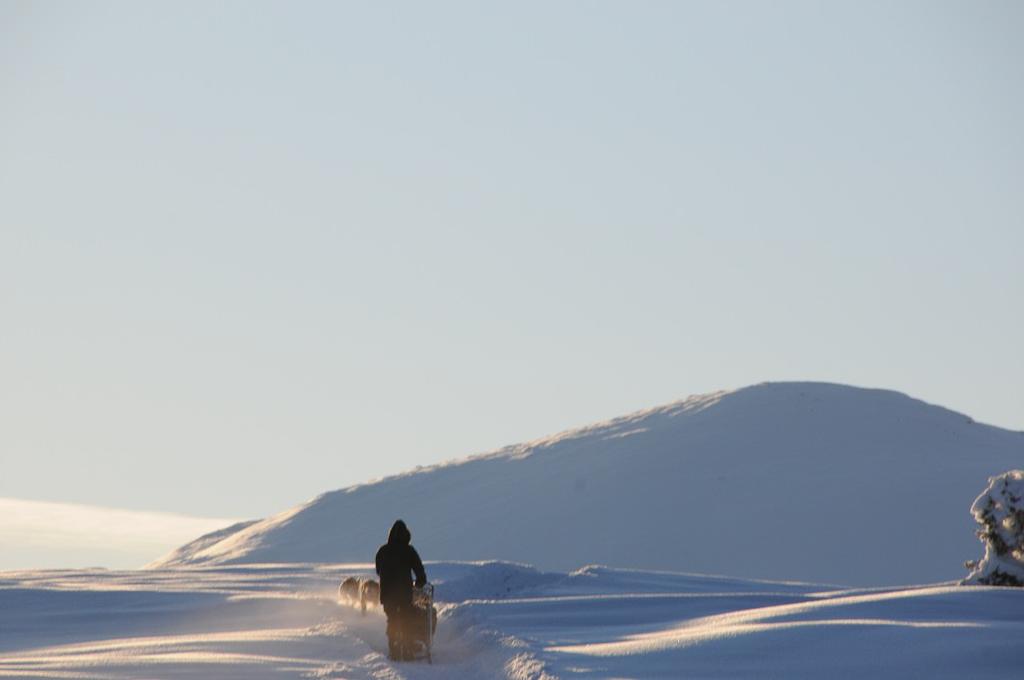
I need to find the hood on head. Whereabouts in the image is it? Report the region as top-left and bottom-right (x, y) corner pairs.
(388, 519), (411, 545)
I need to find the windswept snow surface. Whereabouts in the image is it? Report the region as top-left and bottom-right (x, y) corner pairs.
(153, 383), (1023, 586)
(2, 561), (1021, 679)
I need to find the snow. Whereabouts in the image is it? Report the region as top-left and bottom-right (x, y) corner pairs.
(8, 382), (1021, 676)
(0, 497), (239, 570)
(2, 561), (1021, 679)
(152, 382), (1024, 586)
(963, 470), (1024, 586)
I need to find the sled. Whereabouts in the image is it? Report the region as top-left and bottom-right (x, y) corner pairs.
(409, 583), (437, 663)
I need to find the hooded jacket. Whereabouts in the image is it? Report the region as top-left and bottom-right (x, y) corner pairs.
(374, 520), (426, 606)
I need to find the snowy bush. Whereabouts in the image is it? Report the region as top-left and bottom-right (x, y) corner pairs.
(963, 470), (1024, 587)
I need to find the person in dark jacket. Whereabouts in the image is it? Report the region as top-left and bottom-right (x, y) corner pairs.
(375, 519), (426, 660)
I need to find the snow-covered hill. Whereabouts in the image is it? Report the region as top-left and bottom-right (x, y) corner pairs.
(152, 382), (1023, 586)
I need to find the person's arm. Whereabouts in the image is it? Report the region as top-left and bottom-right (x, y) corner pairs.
(375, 546), (384, 578)
(410, 546), (426, 588)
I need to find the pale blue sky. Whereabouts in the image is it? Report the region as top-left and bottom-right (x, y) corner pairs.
(2, 1), (1021, 531)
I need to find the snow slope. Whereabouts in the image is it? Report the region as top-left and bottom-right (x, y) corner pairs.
(2, 561), (1021, 679)
(152, 382), (1023, 586)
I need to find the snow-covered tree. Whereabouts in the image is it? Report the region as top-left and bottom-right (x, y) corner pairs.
(963, 470), (1024, 587)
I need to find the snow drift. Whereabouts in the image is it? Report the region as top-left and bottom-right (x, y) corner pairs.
(5, 561), (1023, 679)
(151, 382), (1023, 586)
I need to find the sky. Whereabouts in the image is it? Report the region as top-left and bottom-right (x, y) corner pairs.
(1, 1), (1021, 568)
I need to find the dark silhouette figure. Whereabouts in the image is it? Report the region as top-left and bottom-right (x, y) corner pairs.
(375, 519), (426, 660)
